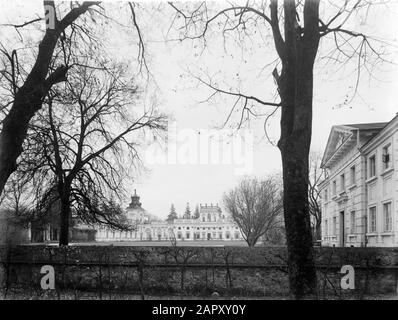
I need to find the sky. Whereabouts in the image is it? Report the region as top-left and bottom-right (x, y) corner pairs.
(131, 1), (398, 218)
(2, 0), (398, 219)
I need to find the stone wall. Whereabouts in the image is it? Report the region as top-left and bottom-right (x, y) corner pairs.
(1, 245), (397, 298)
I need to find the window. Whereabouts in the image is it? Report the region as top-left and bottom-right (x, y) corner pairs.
(324, 189), (328, 202)
(350, 166), (356, 185)
(325, 220), (328, 236)
(383, 202), (392, 232)
(186, 232), (190, 239)
(50, 228), (58, 241)
(332, 217), (337, 235)
(340, 174), (345, 191)
(350, 211), (356, 234)
(369, 206), (377, 233)
(369, 155), (376, 178)
(382, 144), (391, 170)
(332, 180), (337, 195)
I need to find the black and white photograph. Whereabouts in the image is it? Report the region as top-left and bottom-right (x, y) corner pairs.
(0, 0), (398, 307)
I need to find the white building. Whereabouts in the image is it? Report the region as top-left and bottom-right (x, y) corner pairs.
(95, 190), (244, 242)
(319, 115), (398, 247)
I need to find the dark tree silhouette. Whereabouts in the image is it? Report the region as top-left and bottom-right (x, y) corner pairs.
(0, 1), (150, 197)
(183, 202), (191, 219)
(14, 63), (166, 245)
(0, 1), (99, 195)
(167, 204), (178, 222)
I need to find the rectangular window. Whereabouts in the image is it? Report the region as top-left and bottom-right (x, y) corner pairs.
(340, 174), (345, 191)
(332, 180), (337, 195)
(350, 166), (356, 185)
(369, 155), (376, 178)
(383, 202), (392, 232)
(325, 219), (328, 236)
(369, 206), (377, 233)
(333, 217), (337, 235)
(350, 211), (356, 234)
(382, 144), (391, 170)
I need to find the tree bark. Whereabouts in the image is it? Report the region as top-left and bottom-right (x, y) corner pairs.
(314, 218), (322, 241)
(59, 186), (71, 246)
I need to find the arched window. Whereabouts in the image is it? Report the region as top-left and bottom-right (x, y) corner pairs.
(207, 213), (211, 221)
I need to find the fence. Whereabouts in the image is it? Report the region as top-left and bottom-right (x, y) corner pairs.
(0, 245), (397, 299)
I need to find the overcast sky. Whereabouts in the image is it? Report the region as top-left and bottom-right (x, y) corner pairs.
(2, 0), (398, 219)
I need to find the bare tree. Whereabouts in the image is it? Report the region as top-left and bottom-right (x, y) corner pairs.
(308, 151), (325, 242)
(14, 62), (167, 246)
(0, 1), (99, 195)
(168, 0), (388, 298)
(0, 1), (151, 196)
(224, 176), (283, 247)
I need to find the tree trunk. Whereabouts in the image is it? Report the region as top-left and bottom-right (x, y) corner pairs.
(280, 143), (317, 298)
(271, 0), (320, 299)
(315, 218), (322, 241)
(59, 186), (71, 246)
(278, 60), (318, 298)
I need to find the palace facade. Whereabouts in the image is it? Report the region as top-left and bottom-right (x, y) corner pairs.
(95, 191), (244, 242)
(319, 115), (398, 247)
